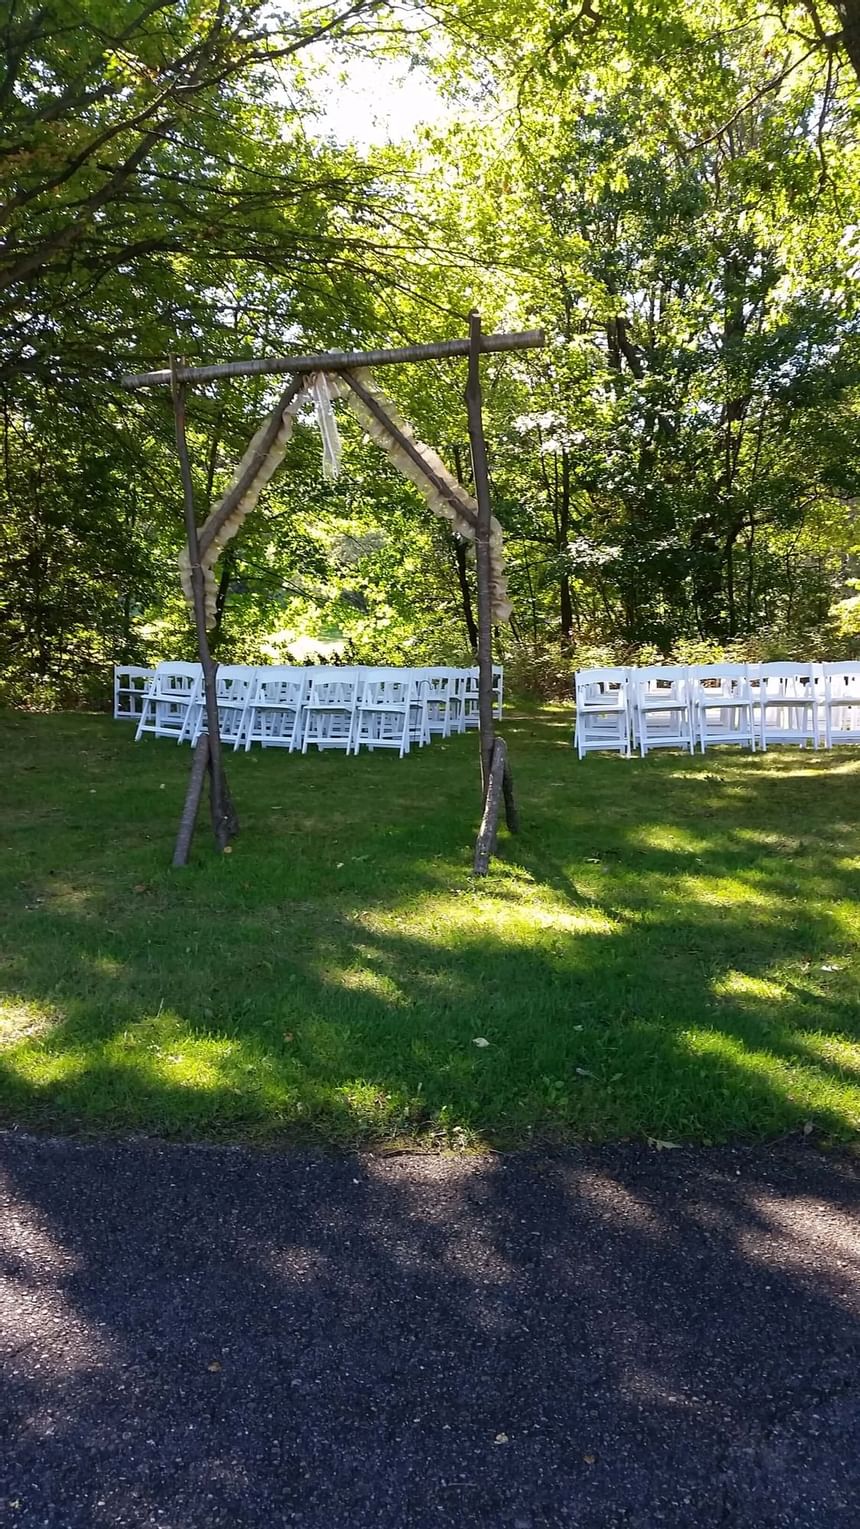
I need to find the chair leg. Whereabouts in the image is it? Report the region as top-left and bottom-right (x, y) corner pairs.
(134, 701), (150, 743)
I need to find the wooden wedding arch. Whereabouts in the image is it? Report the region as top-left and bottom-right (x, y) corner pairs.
(122, 313), (544, 873)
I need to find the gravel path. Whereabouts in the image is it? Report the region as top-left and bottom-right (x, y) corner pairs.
(1, 1134), (858, 1528)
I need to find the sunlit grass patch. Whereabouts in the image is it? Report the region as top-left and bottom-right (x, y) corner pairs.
(682, 1028), (860, 1133)
(0, 995), (59, 1044)
(713, 970), (788, 1005)
(0, 708), (858, 1146)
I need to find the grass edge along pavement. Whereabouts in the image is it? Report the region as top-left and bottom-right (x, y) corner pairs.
(0, 706), (858, 1148)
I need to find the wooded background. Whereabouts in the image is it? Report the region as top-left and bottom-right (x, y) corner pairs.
(3, 0), (860, 706)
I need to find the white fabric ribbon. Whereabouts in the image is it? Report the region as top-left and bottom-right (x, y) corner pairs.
(308, 371), (342, 481)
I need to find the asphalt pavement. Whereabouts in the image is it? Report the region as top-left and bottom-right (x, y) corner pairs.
(1, 1133), (857, 1528)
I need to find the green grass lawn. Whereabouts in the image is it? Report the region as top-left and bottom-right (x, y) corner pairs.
(1, 706), (858, 1147)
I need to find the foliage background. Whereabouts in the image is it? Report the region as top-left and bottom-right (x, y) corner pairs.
(2, 0), (859, 706)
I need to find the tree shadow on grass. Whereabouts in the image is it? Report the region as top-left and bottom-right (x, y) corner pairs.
(0, 1131), (858, 1527)
(0, 714), (858, 1143)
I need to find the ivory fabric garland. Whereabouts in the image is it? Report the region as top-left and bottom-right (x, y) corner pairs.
(178, 394), (301, 627)
(179, 369), (511, 628)
(340, 370), (512, 623)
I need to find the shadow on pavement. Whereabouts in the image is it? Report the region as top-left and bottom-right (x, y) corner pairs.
(1, 1135), (858, 1527)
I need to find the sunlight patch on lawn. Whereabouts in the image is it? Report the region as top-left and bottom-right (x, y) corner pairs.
(681, 1028), (860, 1129)
(335, 1078), (412, 1129)
(754, 758), (860, 779)
(41, 880), (97, 911)
(713, 971), (788, 1005)
(730, 828), (804, 851)
(322, 965), (408, 1005)
(355, 888), (619, 946)
(133, 1048), (229, 1092)
(675, 874), (788, 914)
(0, 994), (59, 1043)
(104, 1013), (242, 1091)
(629, 824), (712, 854)
(3, 1047), (90, 1087)
(821, 899), (860, 938)
(792, 1032), (860, 1078)
(86, 955), (126, 979)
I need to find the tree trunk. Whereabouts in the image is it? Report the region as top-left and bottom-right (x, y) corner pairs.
(558, 449), (573, 640)
(835, 1), (860, 84)
(453, 538), (479, 655)
(522, 546), (540, 643)
(745, 508), (756, 631)
(726, 536), (736, 638)
(560, 575), (574, 642)
(212, 544), (235, 644)
(451, 442), (479, 653)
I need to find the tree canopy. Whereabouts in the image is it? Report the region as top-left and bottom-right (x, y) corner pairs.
(2, 0), (859, 703)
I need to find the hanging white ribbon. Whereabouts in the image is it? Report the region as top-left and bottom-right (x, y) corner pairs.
(308, 371), (342, 481)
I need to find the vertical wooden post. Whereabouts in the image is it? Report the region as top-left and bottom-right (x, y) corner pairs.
(170, 360), (237, 855)
(172, 733), (210, 868)
(464, 311), (496, 799)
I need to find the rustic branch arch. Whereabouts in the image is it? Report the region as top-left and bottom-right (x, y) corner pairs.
(122, 314), (544, 874)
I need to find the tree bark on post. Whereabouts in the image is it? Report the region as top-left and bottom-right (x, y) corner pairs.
(464, 311), (496, 800)
(501, 752), (519, 835)
(172, 734), (210, 868)
(123, 331), (545, 390)
(473, 738), (508, 875)
(170, 360), (237, 855)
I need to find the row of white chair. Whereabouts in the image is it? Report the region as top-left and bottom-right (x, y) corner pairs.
(574, 662), (860, 758)
(118, 663), (503, 757)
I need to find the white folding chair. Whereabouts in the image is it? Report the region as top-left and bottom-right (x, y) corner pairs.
(350, 669), (416, 757)
(820, 662), (860, 747)
(630, 666), (695, 756)
(691, 664), (756, 752)
(574, 668), (631, 758)
(135, 662), (201, 742)
(461, 667), (480, 730)
(460, 666), (503, 729)
(301, 668), (361, 752)
(446, 671), (465, 734)
(114, 665), (155, 721)
(414, 668), (457, 739)
(182, 665), (257, 747)
(408, 670), (431, 748)
(240, 667), (307, 751)
(754, 663), (819, 750)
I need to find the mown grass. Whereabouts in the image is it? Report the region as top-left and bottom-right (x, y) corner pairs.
(0, 706), (858, 1147)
